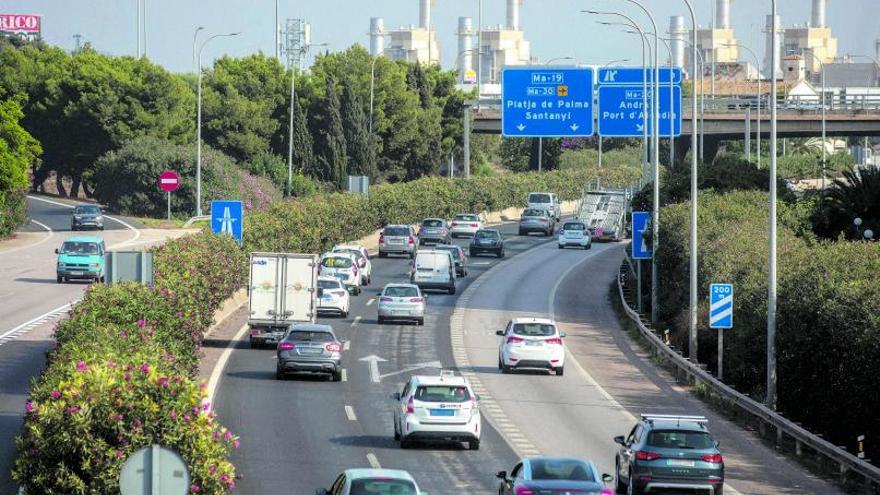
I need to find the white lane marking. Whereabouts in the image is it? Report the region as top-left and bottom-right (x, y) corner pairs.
(471, 262), (491, 266)
(366, 298), (375, 306)
(0, 302), (74, 342)
(351, 316), (362, 327)
(343, 340), (351, 351)
(207, 323), (250, 408)
(341, 368), (348, 382)
(345, 405), (357, 421)
(366, 453), (381, 469)
(27, 195), (141, 248)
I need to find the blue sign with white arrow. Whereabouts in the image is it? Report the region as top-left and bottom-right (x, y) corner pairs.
(501, 67), (594, 137)
(598, 85), (682, 137)
(709, 283), (734, 329)
(631, 211), (652, 260)
(598, 67), (682, 86)
(211, 200), (243, 244)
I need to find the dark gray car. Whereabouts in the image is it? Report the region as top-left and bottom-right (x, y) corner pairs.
(518, 208), (556, 236)
(71, 204), (105, 231)
(418, 218), (451, 246)
(379, 224), (417, 258)
(276, 324), (344, 382)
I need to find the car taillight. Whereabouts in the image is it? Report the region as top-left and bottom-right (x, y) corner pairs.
(278, 341), (295, 351)
(545, 337), (563, 345)
(380, 297), (393, 302)
(601, 490), (614, 495)
(440, 228), (447, 234)
(702, 453), (723, 463)
(506, 336), (524, 344)
(379, 233), (385, 244)
(636, 451), (662, 461)
(515, 486), (536, 495)
(352, 266), (358, 276)
(406, 397), (414, 414)
(324, 342), (342, 353)
(470, 223), (478, 227)
(249, 328), (260, 335)
(408, 235), (415, 245)
(409, 297), (424, 303)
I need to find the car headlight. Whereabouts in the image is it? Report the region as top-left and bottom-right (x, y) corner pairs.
(57, 262), (65, 268)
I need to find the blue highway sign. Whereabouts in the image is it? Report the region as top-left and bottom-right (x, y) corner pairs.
(631, 212), (652, 260)
(211, 200), (243, 244)
(598, 85), (682, 138)
(709, 283), (734, 329)
(598, 67), (682, 86)
(501, 67), (594, 137)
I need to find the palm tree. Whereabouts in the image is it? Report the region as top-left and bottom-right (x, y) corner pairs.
(814, 166), (880, 240)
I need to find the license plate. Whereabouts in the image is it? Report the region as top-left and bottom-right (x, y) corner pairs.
(667, 460), (695, 467)
(70, 271), (84, 276)
(525, 341), (542, 346)
(299, 347), (322, 355)
(392, 310), (407, 316)
(390, 239), (402, 244)
(322, 294), (333, 300)
(430, 409), (455, 416)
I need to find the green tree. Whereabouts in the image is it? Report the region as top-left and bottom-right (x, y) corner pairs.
(340, 77), (377, 181)
(0, 97), (42, 236)
(813, 167), (880, 240)
(311, 76), (348, 188)
(289, 93), (315, 185)
(500, 137), (531, 172)
(529, 138), (562, 171)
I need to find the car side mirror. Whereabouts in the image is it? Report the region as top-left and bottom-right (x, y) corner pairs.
(391, 392), (401, 400)
(613, 435), (626, 446)
(559, 332), (567, 338)
(54, 248), (60, 254)
(496, 470), (507, 480)
(714, 440), (720, 448)
(601, 473), (614, 484)
(316, 288), (324, 298)
(495, 330), (505, 336)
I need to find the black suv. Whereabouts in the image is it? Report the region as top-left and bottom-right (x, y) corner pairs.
(614, 414), (724, 494)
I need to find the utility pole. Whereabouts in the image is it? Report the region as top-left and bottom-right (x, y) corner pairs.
(73, 34), (83, 53)
(766, 0), (779, 411)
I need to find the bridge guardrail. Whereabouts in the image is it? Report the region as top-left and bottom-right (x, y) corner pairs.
(616, 254), (880, 490)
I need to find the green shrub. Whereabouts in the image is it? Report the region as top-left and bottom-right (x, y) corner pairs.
(0, 97), (42, 237)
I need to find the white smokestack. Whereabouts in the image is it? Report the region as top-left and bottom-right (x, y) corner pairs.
(506, 0), (521, 30)
(670, 15), (687, 69)
(369, 18), (385, 57)
(419, 0), (430, 29)
(716, 0), (731, 29)
(458, 17), (474, 82)
(876, 37), (880, 64)
(764, 14), (784, 79)
(811, 0), (827, 28)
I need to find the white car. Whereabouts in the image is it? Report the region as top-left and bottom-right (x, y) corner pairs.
(410, 249), (456, 294)
(497, 317), (566, 376)
(558, 220), (592, 250)
(332, 244), (372, 286)
(450, 213), (484, 238)
(378, 283), (425, 326)
(392, 370), (481, 450)
(317, 469), (424, 495)
(528, 191), (561, 221)
(319, 252), (362, 296)
(317, 276), (350, 317)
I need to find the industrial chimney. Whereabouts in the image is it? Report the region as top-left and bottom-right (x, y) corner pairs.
(669, 16), (687, 69)
(875, 37), (880, 64)
(811, 0), (827, 28)
(369, 18), (385, 57)
(506, 0), (521, 31)
(716, 0), (731, 29)
(764, 14), (784, 79)
(419, 0), (431, 29)
(458, 17), (474, 82)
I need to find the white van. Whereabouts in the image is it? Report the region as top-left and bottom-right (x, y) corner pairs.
(410, 250), (456, 294)
(527, 192), (561, 221)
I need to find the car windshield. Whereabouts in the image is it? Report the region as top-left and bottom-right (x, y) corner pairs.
(529, 459), (594, 482)
(415, 385), (471, 403)
(529, 193), (551, 203)
(286, 330), (334, 343)
(61, 241), (100, 254)
(318, 279), (342, 290)
(335, 249), (363, 261)
(454, 214), (478, 222)
(349, 479), (417, 495)
(384, 227), (410, 236)
(647, 430), (715, 450)
(436, 247), (460, 260)
(384, 286), (420, 298)
(422, 219), (443, 227)
(322, 257), (352, 268)
(475, 230), (499, 239)
(512, 323), (556, 337)
(563, 222), (586, 231)
(523, 209), (545, 217)
(74, 205), (100, 215)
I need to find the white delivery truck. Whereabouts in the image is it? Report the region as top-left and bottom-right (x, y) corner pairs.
(248, 252), (319, 349)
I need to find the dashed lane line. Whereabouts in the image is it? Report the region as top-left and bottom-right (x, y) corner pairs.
(351, 316), (362, 327)
(345, 405), (357, 421)
(366, 452), (381, 469)
(341, 369), (348, 382)
(366, 298), (375, 306)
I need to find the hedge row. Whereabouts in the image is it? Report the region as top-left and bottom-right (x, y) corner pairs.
(656, 190), (880, 457)
(245, 167), (641, 253)
(14, 232), (248, 494)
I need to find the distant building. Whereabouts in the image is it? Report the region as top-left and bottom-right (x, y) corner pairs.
(371, 0), (440, 66)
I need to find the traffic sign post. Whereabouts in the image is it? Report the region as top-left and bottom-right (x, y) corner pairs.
(632, 212), (652, 315)
(158, 170), (181, 221)
(211, 200), (243, 245)
(119, 445), (189, 495)
(710, 283), (734, 380)
(501, 67), (595, 138)
(597, 67), (682, 138)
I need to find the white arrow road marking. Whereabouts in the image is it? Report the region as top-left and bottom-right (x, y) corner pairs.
(366, 298), (375, 306)
(359, 355), (388, 383)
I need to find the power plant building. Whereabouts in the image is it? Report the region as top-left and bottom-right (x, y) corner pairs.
(370, 0), (440, 66)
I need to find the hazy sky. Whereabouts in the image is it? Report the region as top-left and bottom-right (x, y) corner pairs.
(7, 0), (879, 73)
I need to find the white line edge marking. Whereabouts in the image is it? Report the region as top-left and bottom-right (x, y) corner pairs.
(0, 219), (54, 255)
(207, 323), (250, 408)
(341, 368), (348, 382)
(366, 298), (375, 306)
(344, 405), (357, 421)
(366, 452), (381, 469)
(0, 302), (75, 341)
(27, 195), (141, 248)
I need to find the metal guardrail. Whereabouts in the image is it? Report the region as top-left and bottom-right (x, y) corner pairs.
(616, 255), (880, 490)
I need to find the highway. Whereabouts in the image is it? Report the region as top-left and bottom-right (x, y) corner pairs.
(0, 196), (187, 493)
(213, 221), (842, 494)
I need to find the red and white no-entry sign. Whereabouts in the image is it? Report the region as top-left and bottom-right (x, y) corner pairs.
(158, 170), (181, 192)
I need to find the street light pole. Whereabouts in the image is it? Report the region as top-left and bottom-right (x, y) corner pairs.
(196, 32), (240, 217)
(192, 26), (204, 73)
(598, 58), (632, 168)
(767, 0), (778, 410)
(627, 29), (675, 168)
(724, 43), (762, 169)
(801, 49), (827, 189)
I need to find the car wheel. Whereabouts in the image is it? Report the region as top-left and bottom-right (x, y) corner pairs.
(417, 318), (424, 326)
(341, 309), (349, 318)
(627, 472), (641, 495)
(715, 486), (724, 495)
(249, 338), (257, 349)
(469, 250), (476, 257)
(501, 362), (512, 374)
(275, 368), (284, 380)
(378, 316), (385, 324)
(379, 251), (387, 258)
(616, 461), (626, 494)
(518, 229), (525, 236)
(448, 285), (456, 295)
(100, 275), (105, 283)
(498, 357), (503, 370)
(99, 226), (105, 231)
(555, 367), (564, 376)
(394, 424), (401, 441)
(468, 438), (480, 450)
(558, 244), (564, 249)
(498, 250), (505, 258)
(399, 437), (412, 449)
(585, 243), (591, 250)
(409, 252), (415, 260)
(331, 370), (342, 382)
(354, 285), (361, 296)
(56, 275), (63, 284)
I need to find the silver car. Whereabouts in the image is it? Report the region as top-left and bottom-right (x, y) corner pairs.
(518, 208), (556, 236)
(379, 224), (417, 258)
(377, 283), (426, 326)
